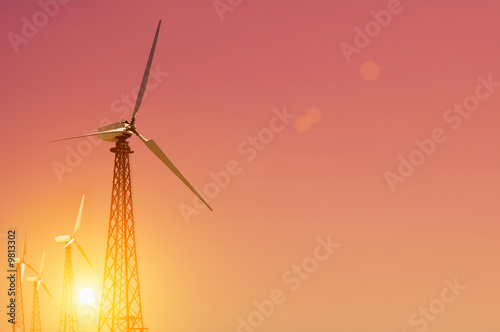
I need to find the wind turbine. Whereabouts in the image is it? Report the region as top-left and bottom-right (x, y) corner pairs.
(51, 20), (212, 332)
(51, 20), (212, 212)
(12, 231), (38, 332)
(55, 194), (93, 332)
(27, 250), (51, 332)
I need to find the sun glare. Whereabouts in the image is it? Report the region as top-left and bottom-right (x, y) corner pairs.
(79, 288), (96, 305)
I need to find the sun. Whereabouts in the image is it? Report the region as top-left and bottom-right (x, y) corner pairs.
(79, 288), (96, 305)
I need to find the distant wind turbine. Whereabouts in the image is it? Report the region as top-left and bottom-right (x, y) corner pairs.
(12, 231), (38, 332)
(27, 250), (51, 332)
(55, 194), (93, 332)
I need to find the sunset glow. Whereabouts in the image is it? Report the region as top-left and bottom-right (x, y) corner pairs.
(79, 288), (96, 306)
(1, 1), (499, 332)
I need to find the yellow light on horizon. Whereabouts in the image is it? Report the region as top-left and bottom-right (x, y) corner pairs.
(79, 288), (96, 305)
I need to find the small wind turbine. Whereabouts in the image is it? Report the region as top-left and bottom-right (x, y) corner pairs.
(12, 231), (38, 332)
(55, 194), (93, 332)
(55, 195), (93, 267)
(27, 250), (51, 332)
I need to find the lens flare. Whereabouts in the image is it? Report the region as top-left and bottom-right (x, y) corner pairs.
(79, 288), (96, 305)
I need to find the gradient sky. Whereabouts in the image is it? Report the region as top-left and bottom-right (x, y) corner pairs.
(1, 1), (499, 331)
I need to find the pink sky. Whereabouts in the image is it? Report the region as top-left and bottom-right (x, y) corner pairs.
(0, 1), (499, 331)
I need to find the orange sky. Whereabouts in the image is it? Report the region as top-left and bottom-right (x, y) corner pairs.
(1, 1), (499, 331)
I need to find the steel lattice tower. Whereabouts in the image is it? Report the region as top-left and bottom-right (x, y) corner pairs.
(13, 263), (25, 332)
(30, 283), (41, 332)
(98, 138), (147, 332)
(59, 247), (78, 332)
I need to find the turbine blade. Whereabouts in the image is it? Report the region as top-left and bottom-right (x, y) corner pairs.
(22, 230), (26, 258)
(141, 137), (212, 211)
(21, 263), (25, 282)
(73, 194), (85, 237)
(39, 250), (45, 276)
(25, 262), (38, 275)
(130, 20), (161, 125)
(41, 282), (52, 298)
(75, 240), (94, 271)
(36, 280), (41, 291)
(64, 238), (75, 249)
(50, 129), (125, 143)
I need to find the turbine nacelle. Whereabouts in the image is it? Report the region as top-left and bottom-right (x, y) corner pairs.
(27, 276), (38, 283)
(98, 121), (133, 142)
(13, 257), (21, 264)
(55, 235), (72, 243)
